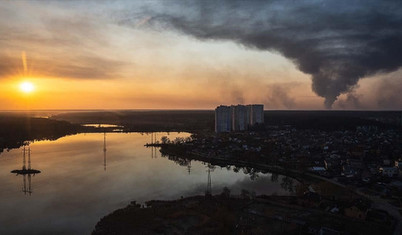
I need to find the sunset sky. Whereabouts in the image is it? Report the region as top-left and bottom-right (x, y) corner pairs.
(1, 0), (401, 110)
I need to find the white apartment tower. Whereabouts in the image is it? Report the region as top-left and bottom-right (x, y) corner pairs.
(215, 105), (232, 133)
(215, 104), (264, 133)
(232, 105), (248, 131)
(249, 104), (264, 125)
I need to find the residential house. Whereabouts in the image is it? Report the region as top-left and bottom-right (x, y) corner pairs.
(379, 167), (398, 177)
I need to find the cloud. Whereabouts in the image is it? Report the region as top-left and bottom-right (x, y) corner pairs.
(0, 54), (127, 80)
(120, 0), (402, 108)
(2, 0), (401, 110)
(0, 2), (129, 80)
(0, 56), (22, 78)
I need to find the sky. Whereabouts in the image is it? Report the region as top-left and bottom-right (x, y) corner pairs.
(1, 0), (402, 110)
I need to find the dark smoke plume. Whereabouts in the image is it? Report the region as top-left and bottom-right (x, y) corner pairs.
(124, 0), (402, 108)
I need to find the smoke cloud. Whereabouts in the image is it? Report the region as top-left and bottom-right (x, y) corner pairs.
(374, 71), (402, 109)
(123, 0), (402, 108)
(231, 89), (245, 104)
(266, 84), (296, 109)
(336, 92), (363, 110)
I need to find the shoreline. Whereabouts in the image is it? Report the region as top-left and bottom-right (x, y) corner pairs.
(93, 194), (392, 235)
(156, 143), (327, 184)
(156, 143), (402, 234)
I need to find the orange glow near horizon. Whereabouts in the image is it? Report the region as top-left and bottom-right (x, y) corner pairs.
(0, 73), (325, 110)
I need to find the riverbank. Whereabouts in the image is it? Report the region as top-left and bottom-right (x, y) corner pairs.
(157, 143), (402, 234)
(157, 143), (327, 185)
(92, 142), (395, 234)
(0, 115), (96, 153)
(93, 194), (391, 235)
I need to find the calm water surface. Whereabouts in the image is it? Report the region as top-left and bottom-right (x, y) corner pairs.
(0, 132), (297, 234)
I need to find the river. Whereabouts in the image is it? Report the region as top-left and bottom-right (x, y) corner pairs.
(0, 132), (298, 234)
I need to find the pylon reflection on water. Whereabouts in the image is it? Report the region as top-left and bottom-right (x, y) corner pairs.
(11, 145), (41, 195)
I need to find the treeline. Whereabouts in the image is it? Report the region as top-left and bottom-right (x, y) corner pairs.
(51, 110), (401, 132)
(51, 110), (215, 132)
(264, 111), (401, 131)
(0, 115), (92, 153)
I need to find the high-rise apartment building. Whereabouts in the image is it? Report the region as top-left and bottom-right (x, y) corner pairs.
(249, 104), (264, 125)
(215, 104), (264, 133)
(215, 105), (232, 133)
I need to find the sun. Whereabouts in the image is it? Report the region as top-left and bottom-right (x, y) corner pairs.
(19, 81), (35, 93)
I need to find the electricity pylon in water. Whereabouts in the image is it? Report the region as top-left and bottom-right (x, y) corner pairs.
(103, 132), (107, 171)
(205, 164), (215, 196)
(11, 144), (41, 195)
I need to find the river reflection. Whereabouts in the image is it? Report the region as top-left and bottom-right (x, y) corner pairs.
(10, 145), (41, 196)
(0, 132), (299, 234)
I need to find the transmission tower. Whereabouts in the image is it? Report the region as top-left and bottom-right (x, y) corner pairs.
(205, 169), (212, 196)
(187, 161), (192, 175)
(22, 146), (26, 170)
(103, 132), (107, 171)
(205, 163), (216, 196)
(11, 144), (40, 195)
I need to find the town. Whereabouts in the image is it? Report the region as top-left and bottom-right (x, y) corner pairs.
(140, 105), (402, 234)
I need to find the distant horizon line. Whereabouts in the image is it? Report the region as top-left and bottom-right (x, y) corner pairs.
(0, 109), (401, 112)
